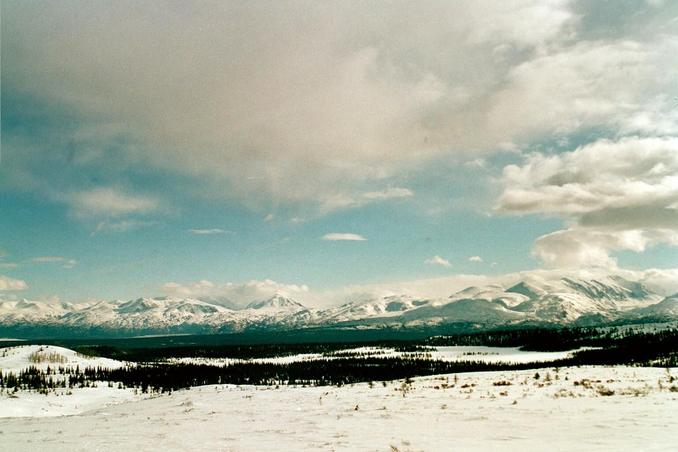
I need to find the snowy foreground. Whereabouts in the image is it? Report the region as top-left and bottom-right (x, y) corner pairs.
(1, 348), (677, 452)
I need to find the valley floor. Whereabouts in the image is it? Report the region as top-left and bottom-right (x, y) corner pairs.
(1, 365), (677, 451)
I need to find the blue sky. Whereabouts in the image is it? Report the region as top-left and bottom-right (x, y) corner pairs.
(1, 0), (677, 304)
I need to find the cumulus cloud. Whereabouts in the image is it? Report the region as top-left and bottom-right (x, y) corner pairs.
(497, 137), (678, 217)
(322, 233), (367, 241)
(5, 1), (676, 213)
(469, 256), (484, 263)
(0, 275), (28, 291)
(497, 137), (678, 267)
(32, 256), (78, 268)
(161, 279), (311, 308)
(425, 255), (452, 267)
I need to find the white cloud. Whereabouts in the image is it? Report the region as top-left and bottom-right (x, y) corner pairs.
(318, 187), (413, 213)
(425, 255), (452, 267)
(161, 266), (678, 309)
(497, 137), (678, 217)
(469, 256), (484, 263)
(68, 188), (159, 218)
(187, 228), (230, 235)
(322, 233), (367, 242)
(32, 256), (78, 269)
(333, 267), (678, 302)
(0, 275), (28, 291)
(362, 188), (414, 201)
(484, 40), (678, 143)
(497, 137), (678, 267)
(93, 219), (156, 234)
(8, 1), (676, 213)
(161, 279), (311, 308)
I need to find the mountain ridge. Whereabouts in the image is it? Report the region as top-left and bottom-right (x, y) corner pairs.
(0, 277), (673, 337)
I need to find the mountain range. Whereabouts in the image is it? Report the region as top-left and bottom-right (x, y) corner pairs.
(1, 276), (676, 338)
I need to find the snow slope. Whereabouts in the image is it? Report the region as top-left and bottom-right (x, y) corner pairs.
(0, 366), (676, 451)
(0, 345), (139, 418)
(0, 345), (125, 373)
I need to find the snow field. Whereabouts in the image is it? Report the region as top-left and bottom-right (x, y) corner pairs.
(1, 365), (676, 451)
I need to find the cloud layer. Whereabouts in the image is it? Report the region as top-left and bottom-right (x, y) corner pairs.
(497, 137), (678, 267)
(5, 1), (677, 214)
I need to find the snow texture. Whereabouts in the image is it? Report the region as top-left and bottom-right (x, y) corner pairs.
(0, 365), (676, 451)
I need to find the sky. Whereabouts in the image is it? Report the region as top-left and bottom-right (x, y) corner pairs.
(1, 0), (678, 306)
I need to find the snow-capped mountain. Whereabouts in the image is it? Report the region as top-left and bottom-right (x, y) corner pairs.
(624, 293), (678, 319)
(246, 294), (306, 312)
(313, 295), (430, 324)
(0, 277), (674, 337)
(0, 299), (71, 323)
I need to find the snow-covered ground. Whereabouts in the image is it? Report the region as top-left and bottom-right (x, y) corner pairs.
(0, 385), (145, 418)
(0, 345), (141, 418)
(0, 344), (126, 373)
(428, 345), (590, 363)
(1, 363), (676, 451)
(165, 345), (586, 367)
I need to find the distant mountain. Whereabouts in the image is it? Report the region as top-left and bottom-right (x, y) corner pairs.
(313, 295), (430, 325)
(246, 294), (306, 311)
(624, 293), (678, 320)
(0, 276), (673, 338)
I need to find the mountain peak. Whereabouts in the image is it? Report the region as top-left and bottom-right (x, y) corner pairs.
(246, 294), (306, 311)
(506, 281), (545, 299)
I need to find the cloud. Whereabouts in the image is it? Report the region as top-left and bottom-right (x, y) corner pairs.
(0, 275), (28, 291)
(32, 256), (78, 269)
(6, 1), (676, 213)
(322, 233), (367, 242)
(496, 137), (678, 217)
(187, 228), (230, 235)
(334, 267), (678, 302)
(162, 266), (678, 309)
(318, 187), (413, 213)
(469, 256), (484, 263)
(497, 137), (678, 267)
(425, 255), (452, 267)
(68, 188), (159, 218)
(161, 279), (311, 308)
(93, 219), (157, 234)
(0, 252), (18, 269)
(362, 188), (414, 201)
